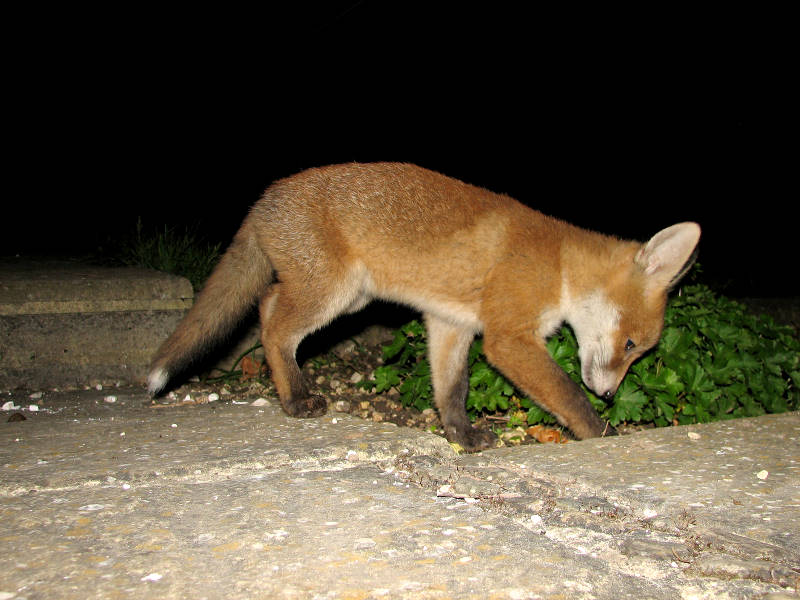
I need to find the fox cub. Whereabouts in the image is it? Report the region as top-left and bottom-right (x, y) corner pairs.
(149, 163), (700, 452)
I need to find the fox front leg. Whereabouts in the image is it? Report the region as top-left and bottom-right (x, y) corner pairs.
(483, 330), (616, 440)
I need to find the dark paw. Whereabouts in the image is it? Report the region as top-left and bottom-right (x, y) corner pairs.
(282, 394), (328, 418)
(573, 414), (618, 439)
(445, 424), (497, 453)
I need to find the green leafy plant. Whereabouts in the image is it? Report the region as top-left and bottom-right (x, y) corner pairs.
(366, 321), (432, 411)
(622, 284), (800, 426)
(467, 339), (548, 424)
(368, 284), (799, 428)
(363, 321), (534, 417)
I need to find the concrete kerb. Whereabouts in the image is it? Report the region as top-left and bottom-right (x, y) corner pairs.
(0, 258), (194, 390)
(0, 258), (269, 393)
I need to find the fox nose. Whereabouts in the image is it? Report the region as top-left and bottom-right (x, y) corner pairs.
(602, 389), (615, 401)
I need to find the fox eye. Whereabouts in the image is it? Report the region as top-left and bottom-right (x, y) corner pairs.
(625, 338), (636, 352)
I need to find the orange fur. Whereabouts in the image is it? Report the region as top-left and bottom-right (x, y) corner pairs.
(148, 163), (700, 451)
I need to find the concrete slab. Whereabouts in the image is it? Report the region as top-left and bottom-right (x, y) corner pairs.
(0, 258), (192, 390)
(1, 387), (797, 599)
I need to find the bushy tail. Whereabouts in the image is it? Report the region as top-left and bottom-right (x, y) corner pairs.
(147, 222), (272, 395)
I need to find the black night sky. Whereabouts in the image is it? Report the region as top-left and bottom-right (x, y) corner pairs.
(5, 3), (797, 297)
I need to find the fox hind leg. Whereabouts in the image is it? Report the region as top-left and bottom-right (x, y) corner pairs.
(425, 314), (496, 452)
(259, 276), (369, 419)
(258, 283), (332, 418)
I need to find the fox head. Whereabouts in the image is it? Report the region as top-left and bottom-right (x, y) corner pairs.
(566, 223), (701, 400)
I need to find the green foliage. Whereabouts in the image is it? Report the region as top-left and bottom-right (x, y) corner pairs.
(369, 285), (799, 428)
(638, 284), (799, 426)
(467, 339), (537, 417)
(361, 321), (532, 416)
(365, 321), (432, 411)
(109, 218), (221, 290)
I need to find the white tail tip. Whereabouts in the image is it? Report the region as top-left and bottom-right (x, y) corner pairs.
(147, 368), (169, 395)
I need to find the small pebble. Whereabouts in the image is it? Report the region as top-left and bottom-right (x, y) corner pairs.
(251, 398), (269, 406)
(104, 395), (117, 403)
(756, 470), (768, 480)
(687, 432), (701, 440)
(208, 393), (219, 402)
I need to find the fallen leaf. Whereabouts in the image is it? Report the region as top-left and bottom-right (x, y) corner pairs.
(527, 425), (568, 444)
(449, 442), (465, 454)
(240, 355), (266, 380)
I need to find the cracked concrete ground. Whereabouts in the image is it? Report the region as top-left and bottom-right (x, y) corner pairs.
(1, 387), (798, 599)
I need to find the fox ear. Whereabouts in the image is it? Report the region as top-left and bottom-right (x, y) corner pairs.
(635, 222), (701, 290)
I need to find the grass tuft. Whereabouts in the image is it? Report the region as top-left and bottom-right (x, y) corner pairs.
(107, 218), (221, 290)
